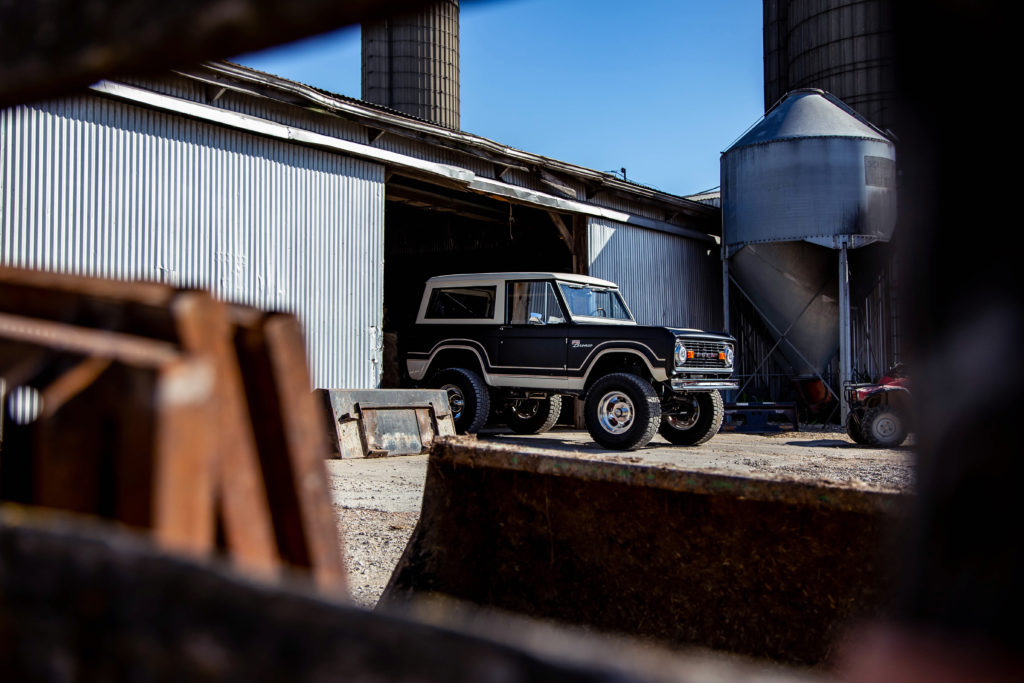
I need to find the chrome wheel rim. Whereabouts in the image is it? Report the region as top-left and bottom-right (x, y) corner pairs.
(442, 383), (465, 420)
(510, 399), (539, 420)
(597, 391), (634, 434)
(666, 396), (699, 430)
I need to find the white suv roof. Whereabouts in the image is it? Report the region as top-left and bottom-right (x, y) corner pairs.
(426, 272), (619, 288)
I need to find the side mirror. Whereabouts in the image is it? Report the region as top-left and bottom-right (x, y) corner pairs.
(528, 312), (544, 325)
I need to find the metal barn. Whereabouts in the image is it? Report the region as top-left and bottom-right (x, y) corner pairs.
(1, 62), (721, 389)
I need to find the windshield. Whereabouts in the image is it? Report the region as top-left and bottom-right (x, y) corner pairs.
(557, 282), (634, 322)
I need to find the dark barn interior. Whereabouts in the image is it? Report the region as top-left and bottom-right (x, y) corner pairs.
(383, 176), (575, 334)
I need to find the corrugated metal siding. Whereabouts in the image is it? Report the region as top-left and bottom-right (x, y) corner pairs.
(0, 95), (385, 389)
(588, 194), (666, 221)
(851, 255), (900, 381)
(587, 217), (721, 330)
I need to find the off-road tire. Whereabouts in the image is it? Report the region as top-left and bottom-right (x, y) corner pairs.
(584, 373), (661, 450)
(431, 367), (490, 434)
(862, 406), (907, 447)
(505, 395), (563, 434)
(846, 413), (868, 444)
(658, 390), (724, 446)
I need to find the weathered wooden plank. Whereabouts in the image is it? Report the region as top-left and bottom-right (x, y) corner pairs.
(232, 309), (346, 591)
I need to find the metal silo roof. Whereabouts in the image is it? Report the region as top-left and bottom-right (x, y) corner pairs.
(728, 89), (890, 151)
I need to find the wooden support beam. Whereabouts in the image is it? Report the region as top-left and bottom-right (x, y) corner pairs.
(547, 211), (573, 246)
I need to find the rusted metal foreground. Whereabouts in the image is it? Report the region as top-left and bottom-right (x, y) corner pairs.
(385, 437), (907, 665)
(0, 266), (343, 589)
(0, 508), (825, 683)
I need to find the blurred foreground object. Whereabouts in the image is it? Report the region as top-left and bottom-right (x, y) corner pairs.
(838, 1), (1024, 679)
(0, 0), (436, 109)
(0, 507), (827, 682)
(0, 266), (344, 590)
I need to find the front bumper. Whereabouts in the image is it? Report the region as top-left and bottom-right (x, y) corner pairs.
(670, 379), (739, 391)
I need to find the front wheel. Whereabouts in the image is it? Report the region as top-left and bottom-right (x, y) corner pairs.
(658, 391), (724, 446)
(431, 367), (490, 434)
(584, 373), (661, 450)
(505, 395), (562, 434)
(862, 406), (907, 447)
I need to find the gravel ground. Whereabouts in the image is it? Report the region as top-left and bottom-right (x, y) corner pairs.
(334, 508), (419, 607)
(327, 456), (427, 607)
(328, 428), (915, 608)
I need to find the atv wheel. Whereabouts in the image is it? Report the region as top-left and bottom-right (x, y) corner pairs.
(584, 373), (661, 450)
(846, 413), (868, 444)
(862, 406), (907, 447)
(505, 395), (562, 434)
(658, 391), (724, 446)
(432, 367), (490, 434)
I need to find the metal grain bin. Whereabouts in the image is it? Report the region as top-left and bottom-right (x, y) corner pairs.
(764, 0), (895, 130)
(362, 0), (460, 129)
(721, 89), (896, 377)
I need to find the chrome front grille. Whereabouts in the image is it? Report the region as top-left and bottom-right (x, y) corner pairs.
(682, 340), (730, 369)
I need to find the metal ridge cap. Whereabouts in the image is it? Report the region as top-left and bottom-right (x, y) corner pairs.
(88, 79), (715, 244)
(89, 79), (476, 185)
(192, 61), (713, 214)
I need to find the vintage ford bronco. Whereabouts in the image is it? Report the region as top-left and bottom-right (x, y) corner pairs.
(402, 272), (737, 450)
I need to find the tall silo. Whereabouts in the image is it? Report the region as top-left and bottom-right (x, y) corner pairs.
(764, 0), (895, 131)
(721, 89), (897, 420)
(361, 0), (460, 129)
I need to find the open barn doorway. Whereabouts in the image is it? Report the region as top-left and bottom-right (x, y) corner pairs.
(380, 175), (580, 387)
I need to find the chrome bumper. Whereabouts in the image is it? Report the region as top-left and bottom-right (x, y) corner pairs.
(670, 379), (739, 391)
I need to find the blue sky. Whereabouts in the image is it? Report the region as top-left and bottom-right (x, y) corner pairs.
(235, 1), (764, 197)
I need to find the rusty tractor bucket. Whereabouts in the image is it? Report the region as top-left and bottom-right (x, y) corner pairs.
(384, 437), (907, 666)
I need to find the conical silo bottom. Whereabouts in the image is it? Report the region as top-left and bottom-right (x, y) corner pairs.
(730, 241), (839, 377)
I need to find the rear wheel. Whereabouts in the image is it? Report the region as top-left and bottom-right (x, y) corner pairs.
(862, 406), (907, 447)
(584, 373), (661, 450)
(505, 395), (562, 434)
(658, 391), (724, 446)
(431, 367), (490, 434)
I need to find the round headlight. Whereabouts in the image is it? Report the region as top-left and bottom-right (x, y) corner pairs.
(725, 344), (735, 367)
(674, 340), (687, 367)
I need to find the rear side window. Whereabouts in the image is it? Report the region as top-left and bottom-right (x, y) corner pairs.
(426, 286), (496, 319)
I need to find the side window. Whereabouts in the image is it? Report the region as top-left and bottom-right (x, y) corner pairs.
(426, 286), (496, 319)
(506, 281), (565, 325)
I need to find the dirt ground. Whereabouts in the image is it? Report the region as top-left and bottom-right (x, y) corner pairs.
(328, 427), (914, 608)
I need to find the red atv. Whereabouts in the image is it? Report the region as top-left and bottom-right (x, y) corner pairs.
(844, 364), (912, 447)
